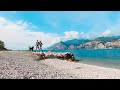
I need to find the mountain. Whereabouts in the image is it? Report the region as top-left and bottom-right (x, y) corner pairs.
(47, 36), (120, 50)
(48, 41), (68, 50)
(105, 39), (120, 49)
(94, 36), (120, 43)
(0, 40), (7, 51)
(47, 39), (90, 50)
(80, 36), (120, 49)
(65, 39), (90, 46)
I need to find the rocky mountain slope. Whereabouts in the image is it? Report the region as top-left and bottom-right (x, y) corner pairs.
(47, 36), (120, 50)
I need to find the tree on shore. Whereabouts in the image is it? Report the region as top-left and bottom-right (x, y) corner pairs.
(0, 40), (7, 50)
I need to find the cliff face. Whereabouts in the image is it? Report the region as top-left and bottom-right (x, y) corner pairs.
(47, 36), (120, 50)
(81, 41), (106, 49)
(68, 45), (77, 50)
(80, 39), (120, 49)
(0, 40), (7, 50)
(105, 39), (120, 49)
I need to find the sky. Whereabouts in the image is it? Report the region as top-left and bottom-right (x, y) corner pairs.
(0, 11), (120, 50)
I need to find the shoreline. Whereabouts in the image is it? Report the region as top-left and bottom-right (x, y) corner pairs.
(21, 49), (120, 69)
(40, 58), (120, 79)
(1, 50), (120, 70)
(1, 51), (120, 79)
(1, 50), (120, 69)
(32, 51), (120, 70)
(77, 60), (120, 70)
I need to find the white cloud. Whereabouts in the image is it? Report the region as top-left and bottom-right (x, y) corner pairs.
(63, 31), (97, 40)
(102, 30), (112, 37)
(64, 31), (80, 40)
(0, 17), (61, 50)
(79, 32), (90, 39)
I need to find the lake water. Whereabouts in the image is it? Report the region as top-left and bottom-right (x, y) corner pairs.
(22, 49), (120, 69)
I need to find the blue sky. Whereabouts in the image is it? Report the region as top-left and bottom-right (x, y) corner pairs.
(0, 11), (120, 50)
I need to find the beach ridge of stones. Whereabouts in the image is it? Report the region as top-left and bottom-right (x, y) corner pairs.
(0, 51), (78, 79)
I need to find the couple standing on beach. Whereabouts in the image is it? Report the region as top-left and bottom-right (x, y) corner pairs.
(36, 40), (43, 52)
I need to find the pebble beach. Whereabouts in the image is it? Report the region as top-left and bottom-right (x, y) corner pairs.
(1, 51), (120, 79)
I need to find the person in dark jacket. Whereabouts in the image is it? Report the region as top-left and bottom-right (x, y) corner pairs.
(39, 40), (43, 52)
